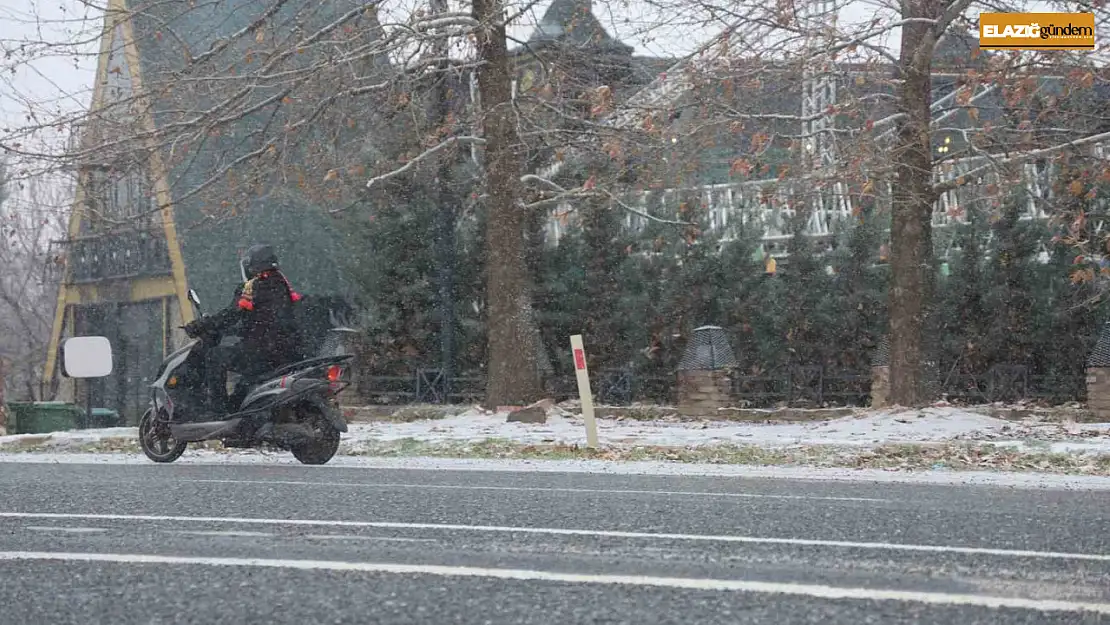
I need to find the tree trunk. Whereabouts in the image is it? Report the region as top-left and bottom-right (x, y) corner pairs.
(888, 0), (938, 407)
(472, 0), (545, 407)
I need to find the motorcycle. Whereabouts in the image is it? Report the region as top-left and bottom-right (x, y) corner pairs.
(138, 288), (353, 465)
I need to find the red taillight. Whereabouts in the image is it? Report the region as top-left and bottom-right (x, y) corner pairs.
(327, 365), (342, 382)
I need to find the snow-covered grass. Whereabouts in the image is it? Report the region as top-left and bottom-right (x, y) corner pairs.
(0, 427), (139, 452)
(336, 405), (1110, 456)
(0, 405), (1107, 475)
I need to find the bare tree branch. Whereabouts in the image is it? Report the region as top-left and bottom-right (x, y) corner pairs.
(933, 129), (1110, 197)
(352, 135), (486, 197)
(520, 173), (695, 226)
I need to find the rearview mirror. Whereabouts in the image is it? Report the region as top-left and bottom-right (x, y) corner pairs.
(61, 336), (114, 378)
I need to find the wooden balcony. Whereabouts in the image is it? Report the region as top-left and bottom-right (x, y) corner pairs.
(56, 229), (171, 284)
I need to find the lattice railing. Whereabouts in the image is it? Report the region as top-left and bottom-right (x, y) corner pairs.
(548, 153), (1055, 246)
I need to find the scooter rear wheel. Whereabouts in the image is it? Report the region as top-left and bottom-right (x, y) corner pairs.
(139, 408), (187, 463)
(290, 403), (341, 465)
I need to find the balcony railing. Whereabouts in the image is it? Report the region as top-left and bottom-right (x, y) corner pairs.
(57, 229), (172, 284)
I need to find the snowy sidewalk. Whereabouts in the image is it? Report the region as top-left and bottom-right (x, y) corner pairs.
(0, 406), (1107, 474)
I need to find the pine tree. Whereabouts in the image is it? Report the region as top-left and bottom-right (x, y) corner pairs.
(451, 193), (490, 376)
(935, 208), (991, 376)
(774, 211), (832, 368)
(1035, 241), (1107, 400)
(580, 196), (635, 370)
(715, 227), (769, 374)
(608, 188), (721, 377)
(824, 205), (888, 371)
(1029, 172), (1110, 400)
(534, 224), (590, 379)
(348, 189), (440, 374)
(982, 193), (1041, 366)
(612, 226), (670, 375)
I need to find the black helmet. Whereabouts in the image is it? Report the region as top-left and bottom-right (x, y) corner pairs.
(242, 244), (279, 278)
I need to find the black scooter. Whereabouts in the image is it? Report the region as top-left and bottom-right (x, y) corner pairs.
(138, 288), (353, 465)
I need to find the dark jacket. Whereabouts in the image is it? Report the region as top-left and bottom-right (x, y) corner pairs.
(206, 270), (305, 371)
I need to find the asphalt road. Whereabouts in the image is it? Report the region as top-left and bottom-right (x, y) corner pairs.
(0, 460), (1107, 624)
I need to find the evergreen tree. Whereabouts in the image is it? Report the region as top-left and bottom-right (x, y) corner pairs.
(1034, 240), (1107, 400)
(338, 156), (1107, 407)
(716, 227), (771, 375)
(348, 189), (440, 374)
(580, 196), (636, 370)
(772, 211), (831, 368)
(344, 159), (488, 379)
(934, 207), (991, 375)
(451, 193), (489, 376)
(611, 225), (671, 375)
(534, 223), (590, 379)
(632, 199), (700, 377)
(982, 193), (1041, 365)
(824, 205), (888, 371)
(1029, 173), (1110, 399)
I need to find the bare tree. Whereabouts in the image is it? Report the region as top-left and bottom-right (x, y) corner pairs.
(0, 162), (70, 402)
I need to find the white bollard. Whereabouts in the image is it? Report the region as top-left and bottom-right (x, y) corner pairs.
(569, 335), (599, 449)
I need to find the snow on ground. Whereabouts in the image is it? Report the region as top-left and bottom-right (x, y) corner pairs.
(0, 427), (139, 450)
(2, 405), (1106, 455)
(339, 406), (1110, 455)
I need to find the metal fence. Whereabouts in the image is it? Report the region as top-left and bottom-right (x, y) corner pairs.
(355, 364), (1086, 407)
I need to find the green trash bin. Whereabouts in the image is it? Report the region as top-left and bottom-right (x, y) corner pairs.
(5, 401), (84, 435)
(89, 408), (123, 428)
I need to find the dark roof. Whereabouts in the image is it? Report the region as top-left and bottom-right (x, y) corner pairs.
(122, 0), (393, 308)
(677, 326), (739, 371)
(1087, 323), (1110, 367)
(872, 335), (890, 367)
(525, 0), (632, 53)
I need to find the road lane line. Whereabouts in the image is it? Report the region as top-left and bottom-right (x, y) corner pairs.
(303, 535), (435, 543)
(1, 512), (1106, 562)
(0, 551), (1107, 613)
(183, 479), (890, 503)
(24, 526), (107, 534)
(171, 530), (276, 538)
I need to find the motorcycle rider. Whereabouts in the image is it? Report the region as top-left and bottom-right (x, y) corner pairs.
(183, 244), (306, 414)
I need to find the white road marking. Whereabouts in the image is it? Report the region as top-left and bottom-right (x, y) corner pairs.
(1, 511), (1106, 562)
(303, 534), (435, 543)
(24, 526), (107, 534)
(171, 530), (276, 538)
(184, 478), (890, 503)
(0, 551), (1106, 613)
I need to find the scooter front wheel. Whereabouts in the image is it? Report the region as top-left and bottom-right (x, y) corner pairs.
(139, 408), (187, 463)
